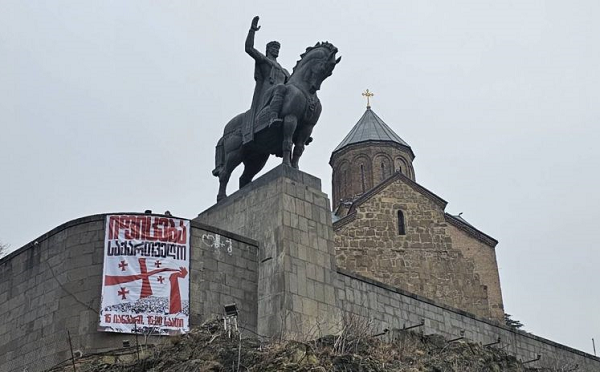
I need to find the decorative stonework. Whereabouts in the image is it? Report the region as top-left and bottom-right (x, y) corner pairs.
(331, 142), (415, 208)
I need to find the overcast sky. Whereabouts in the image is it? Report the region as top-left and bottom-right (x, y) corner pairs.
(1, 0), (598, 355)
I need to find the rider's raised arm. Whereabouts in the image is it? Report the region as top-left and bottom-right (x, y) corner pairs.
(245, 16), (265, 62)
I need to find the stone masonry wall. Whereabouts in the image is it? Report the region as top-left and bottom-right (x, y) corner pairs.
(336, 269), (600, 372)
(331, 142), (415, 207)
(0, 214), (258, 372)
(196, 165), (340, 340)
(334, 176), (492, 319)
(446, 222), (505, 321)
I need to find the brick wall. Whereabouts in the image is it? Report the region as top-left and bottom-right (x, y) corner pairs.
(0, 214), (258, 372)
(336, 269), (600, 372)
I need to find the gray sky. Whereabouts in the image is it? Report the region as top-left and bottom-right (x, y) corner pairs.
(1, 0), (598, 354)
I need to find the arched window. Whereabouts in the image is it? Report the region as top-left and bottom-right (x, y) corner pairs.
(360, 164), (366, 193)
(397, 210), (406, 235)
(343, 169), (349, 198)
(381, 162), (385, 181)
(397, 165), (402, 175)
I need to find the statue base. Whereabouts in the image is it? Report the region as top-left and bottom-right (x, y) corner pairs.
(196, 165), (340, 339)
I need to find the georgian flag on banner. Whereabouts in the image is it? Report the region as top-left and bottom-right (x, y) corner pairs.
(99, 214), (190, 335)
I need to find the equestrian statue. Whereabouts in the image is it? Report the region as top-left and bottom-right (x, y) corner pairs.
(212, 16), (341, 201)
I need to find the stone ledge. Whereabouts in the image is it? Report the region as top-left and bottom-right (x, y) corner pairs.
(200, 165), (322, 216)
(330, 140), (415, 163)
(1, 212), (259, 267)
(332, 212), (357, 230)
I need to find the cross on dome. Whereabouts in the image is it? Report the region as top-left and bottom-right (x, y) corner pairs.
(362, 89), (374, 109)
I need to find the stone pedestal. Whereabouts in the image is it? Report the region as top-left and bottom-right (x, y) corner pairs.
(195, 165), (340, 339)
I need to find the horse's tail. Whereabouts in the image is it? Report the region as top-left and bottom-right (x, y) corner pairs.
(212, 137), (224, 177)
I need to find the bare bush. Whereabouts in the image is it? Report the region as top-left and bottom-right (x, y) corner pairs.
(332, 312), (375, 355)
(0, 241), (9, 258)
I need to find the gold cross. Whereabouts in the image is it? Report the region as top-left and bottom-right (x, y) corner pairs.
(362, 89), (374, 108)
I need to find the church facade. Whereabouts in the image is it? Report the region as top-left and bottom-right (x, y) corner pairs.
(330, 105), (504, 321)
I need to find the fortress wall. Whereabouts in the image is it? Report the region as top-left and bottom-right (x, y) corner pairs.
(0, 214), (258, 372)
(336, 269), (600, 372)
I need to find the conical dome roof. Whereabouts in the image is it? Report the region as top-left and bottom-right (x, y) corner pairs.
(333, 107), (412, 154)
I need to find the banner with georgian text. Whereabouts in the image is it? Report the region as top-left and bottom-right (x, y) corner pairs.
(99, 214), (190, 335)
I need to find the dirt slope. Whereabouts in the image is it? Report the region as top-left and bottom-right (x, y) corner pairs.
(48, 320), (545, 372)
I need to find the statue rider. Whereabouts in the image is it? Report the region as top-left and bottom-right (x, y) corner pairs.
(242, 16), (290, 144)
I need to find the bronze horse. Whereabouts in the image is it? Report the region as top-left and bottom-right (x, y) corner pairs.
(212, 42), (340, 201)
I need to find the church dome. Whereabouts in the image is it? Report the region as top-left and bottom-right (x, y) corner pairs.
(330, 106), (416, 208)
(332, 107), (413, 155)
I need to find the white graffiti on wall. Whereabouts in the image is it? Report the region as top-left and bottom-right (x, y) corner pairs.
(202, 233), (233, 256)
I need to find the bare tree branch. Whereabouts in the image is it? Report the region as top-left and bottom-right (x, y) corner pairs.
(0, 241), (9, 258)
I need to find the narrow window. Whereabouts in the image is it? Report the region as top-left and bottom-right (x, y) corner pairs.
(343, 169), (348, 198)
(397, 165), (402, 175)
(397, 210), (406, 235)
(381, 162), (385, 181)
(360, 164), (366, 192)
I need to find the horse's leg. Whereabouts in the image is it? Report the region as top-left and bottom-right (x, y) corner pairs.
(240, 152), (269, 188)
(217, 149), (243, 201)
(216, 131), (244, 201)
(291, 144), (304, 169)
(217, 169), (231, 202)
(291, 124), (314, 169)
(282, 115), (297, 166)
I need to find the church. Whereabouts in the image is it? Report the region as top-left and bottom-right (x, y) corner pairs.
(329, 96), (504, 321)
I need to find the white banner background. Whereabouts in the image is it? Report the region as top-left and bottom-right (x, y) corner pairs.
(99, 214), (190, 335)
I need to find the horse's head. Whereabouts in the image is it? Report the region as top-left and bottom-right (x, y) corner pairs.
(292, 42), (341, 93)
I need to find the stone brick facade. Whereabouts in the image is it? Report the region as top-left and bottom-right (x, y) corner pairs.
(196, 165), (341, 339)
(336, 269), (600, 371)
(330, 142), (415, 206)
(445, 214), (505, 320)
(0, 215), (258, 372)
(333, 172), (495, 320)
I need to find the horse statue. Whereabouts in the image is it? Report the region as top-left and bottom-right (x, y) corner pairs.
(212, 42), (341, 201)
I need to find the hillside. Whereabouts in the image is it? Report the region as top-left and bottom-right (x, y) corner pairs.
(48, 319), (554, 372)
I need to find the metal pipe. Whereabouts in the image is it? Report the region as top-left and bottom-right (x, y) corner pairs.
(402, 319), (425, 330)
(372, 329), (389, 337)
(134, 321), (140, 362)
(522, 354), (541, 364)
(484, 337), (501, 347)
(447, 330), (465, 344)
(67, 330), (77, 372)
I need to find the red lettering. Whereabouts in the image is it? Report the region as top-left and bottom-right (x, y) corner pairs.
(108, 215), (187, 243)
(164, 317), (183, 327)
(112, 314), (144, 325)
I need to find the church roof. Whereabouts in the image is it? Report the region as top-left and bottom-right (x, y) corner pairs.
(445, 213), (498, 248)
(333, 107), (411, 153)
